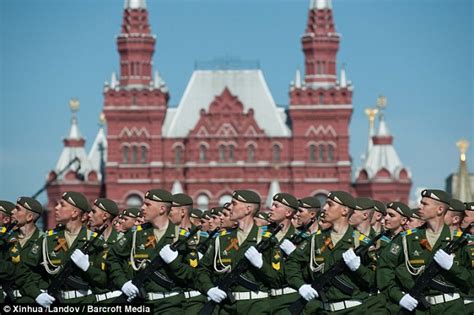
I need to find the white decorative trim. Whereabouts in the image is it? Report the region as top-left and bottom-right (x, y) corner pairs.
(198, 141), (210, 149)
(245, 126), (258, 137)
(216, 123), (238, 137)
(305, 125), (337, 137)
(196, 126), (209, 137)
(172, 142), (185, 149)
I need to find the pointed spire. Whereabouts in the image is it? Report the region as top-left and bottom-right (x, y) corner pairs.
(294, 69), (302, 88)
(266, 180), (281, 209)
(171, 180), (184, 194)
(124, 0), (146, 9)
(68, 98), (82, 140)
(310, 0), (332, 10)
(88, 113), (108, 180)
(364, 107), (378, 156)
(454, 139), (473, 201)
(340, 63), (347, 87)
(110, 72), (118, 89)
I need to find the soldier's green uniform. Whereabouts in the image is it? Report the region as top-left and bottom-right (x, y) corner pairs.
(463, 202), (474, 313)
(286, 192), (376, 315)
(377, 190), (470, 314)
(0, 200), (15, 303)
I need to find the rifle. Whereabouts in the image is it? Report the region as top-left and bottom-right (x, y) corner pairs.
(397, 224), (472, 315)
(198, 223), (284, 315)
(197, 227), (220, 254)
(47, 223), (108, 302)
(113, 225), (202, 303)
(289, 217), (316, 246)
(288, 230), (390, 315)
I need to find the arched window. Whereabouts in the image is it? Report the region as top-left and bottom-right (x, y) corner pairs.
(318, 144), (325, 162)
(197, 194), (209, 210)
(141, 146), (147, 164)
(218, 145), (226, 162)
(122, 146), (129, 164)
(328, 145), (334, 162)
(309, 144), (316, 161)
(131, 146), (138, 164)
(126, 194), (143, 207)
(199, 145), (207, 162)
(247, 145), (255, 162)
(229, 145), (235, 161)
(175, 147), (183, 164)
(272, 144), (281, 162)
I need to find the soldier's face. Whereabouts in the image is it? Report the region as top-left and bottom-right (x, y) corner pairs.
(229, 199), (246, 220)
(322, 200), (344, 223)
(0, 212), (11, 227)
(418, 197), (444, 221)
(200, 219), (210, 231)
(349, 210), (366, 227)
(371, 211), (383, 225)
(443, 211), (462, 227)
(11, 204), (29, 227)
(168, 206), (184, 225)
(120, 216), (136, 231)
(296, 208), (316, 227)
(461, 215), (474, 233)
(141, 200), (159, 222)
(270, 201), (290, 223)
(384, 209), (405, 231)
(55, 199), (76, 224)
(88, 205), (106, 228)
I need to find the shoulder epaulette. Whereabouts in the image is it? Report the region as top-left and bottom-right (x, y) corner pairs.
(47, 229), (59, 237)
(401, 228), (418, 237)
(315, 230), (322, 235)
(353, 231), (371, 244)
(262, 229), (272, 238)
(380, 235), (392, 243)
(199, 231), (209, 237)
(453, 229), (464, 238)
(179, 227), (190, 237)
(219, 229), (232, 236)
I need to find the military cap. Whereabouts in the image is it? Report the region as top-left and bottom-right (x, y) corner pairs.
(273, 192), (299, 211)
(16, 197), (43, 215)
(386, 201), (412, 218)
(121, 207), (142, 218)
(327, 191), (356, 209)
(190, 208), (203, 219)
(298, 197), (321, 210)
(254, 211), (271, 222)
(145, 189), (173, 203)
(223, 202), (231, 210)
(210, 206), (224, 217)
(62, 191), (90, 213)
(0, 200), (15, 216)
(373, 200), (387, 215)
(421, 189), (450, 205)
(171, 193), (193, 207)
(202, 210), (212, 220)
(232, 190), (261, 204)
(410, 208), (422, 219)
(94, 198), (119, 216)
(355, 197), (375, 211)
(465, 202), (474, 211)
(448, 198), (465, 213)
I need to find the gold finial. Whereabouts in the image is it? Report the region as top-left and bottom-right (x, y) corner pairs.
(69, 98), (80, 113)
(376, 95), (387, 110)
(365, 108), (378, 123)
(457, 139), (469, 162)
(99, 112), (106, 126)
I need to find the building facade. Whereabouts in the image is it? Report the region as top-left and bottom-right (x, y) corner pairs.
(45, 0), (411, 228)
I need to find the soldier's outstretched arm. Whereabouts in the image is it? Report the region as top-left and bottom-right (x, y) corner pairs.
(377, 241), (405, 305)
(106, 231), (133, 289)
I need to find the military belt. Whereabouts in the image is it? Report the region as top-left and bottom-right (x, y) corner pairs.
(270, 287), (297, 296)
(426, 293), (460, 305)
(232, 291), (268, 300)
(95, 290), (122, 302)
(146, 291), (180, 301)
(60, 289), (92, 300)
(322, 299), (362, 312)
(183, 290), (201, 299)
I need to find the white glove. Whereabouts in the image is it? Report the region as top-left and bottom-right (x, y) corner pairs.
(159, 244), (178, 264)
(71, 249), (90, 272)
(121, 280), (139, 298)
(399, 293), (418, 311)
(280, 239), (296, 256)
(298, 284), (318, 301)
(342, 248), (361, 271)
(207, 287), (227, 303)
(198, 252), (203, 260)
(244, 246), (263, 269)
(433, 249), (454, 270)
(35, 292), (55, 308)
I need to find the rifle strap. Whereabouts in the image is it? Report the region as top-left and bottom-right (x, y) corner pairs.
(213, 235), (231, 274)
(42, 236), (61, 275)
(309, 234), (324, 273)
(402, 235), (425, 276)
(130, 229), (148, 271)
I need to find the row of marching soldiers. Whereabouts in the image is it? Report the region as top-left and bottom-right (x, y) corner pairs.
(0, 188), (472, 314)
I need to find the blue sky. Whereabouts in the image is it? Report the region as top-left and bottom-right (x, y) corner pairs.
(1, 0), (472, 204)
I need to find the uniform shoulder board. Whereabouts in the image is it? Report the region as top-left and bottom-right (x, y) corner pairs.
(401, 228), (418, 237)
(47, 229), (59, 237)
(199, 231), (209, 237)
(452, 229), (464, 238)
(380, 235), (392, 243)
(262, 229), (272, 239)
(353, 231), (371, 244)
(219, 229), (232, 237)
(179, 227), (190, 237)
(261, 225), (269, 232)
(315, 230), (322, 235)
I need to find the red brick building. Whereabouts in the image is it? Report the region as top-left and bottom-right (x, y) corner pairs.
(45, 0), (411, 228)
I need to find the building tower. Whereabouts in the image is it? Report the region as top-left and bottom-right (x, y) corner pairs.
(354, 96), (412, 203)
(103, 0), (170, 207)
(289, 0), (353, 201)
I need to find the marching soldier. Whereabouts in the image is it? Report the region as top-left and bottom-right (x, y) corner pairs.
(294, 196), (321, 237)
(70, 198), (122, 303)
(190, 208), (203, 227)
(107, 189), (184, 314)
(461, 202), (474, 313)
(371, 200), (387, 234)
(377, 189), (470, 314)
(2, 197), (44, 303)
(408, 207), (425, 229)
(0, 200), (15, 303)
(117, 207), (143, 233)
(286, 191), (377, 314)
(445, 198), (466, 231)
(351, 197), (377, 239)
(254, 211), (271, 227)
(195, 190), (271, 314)
(20, 191), (100, 307)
